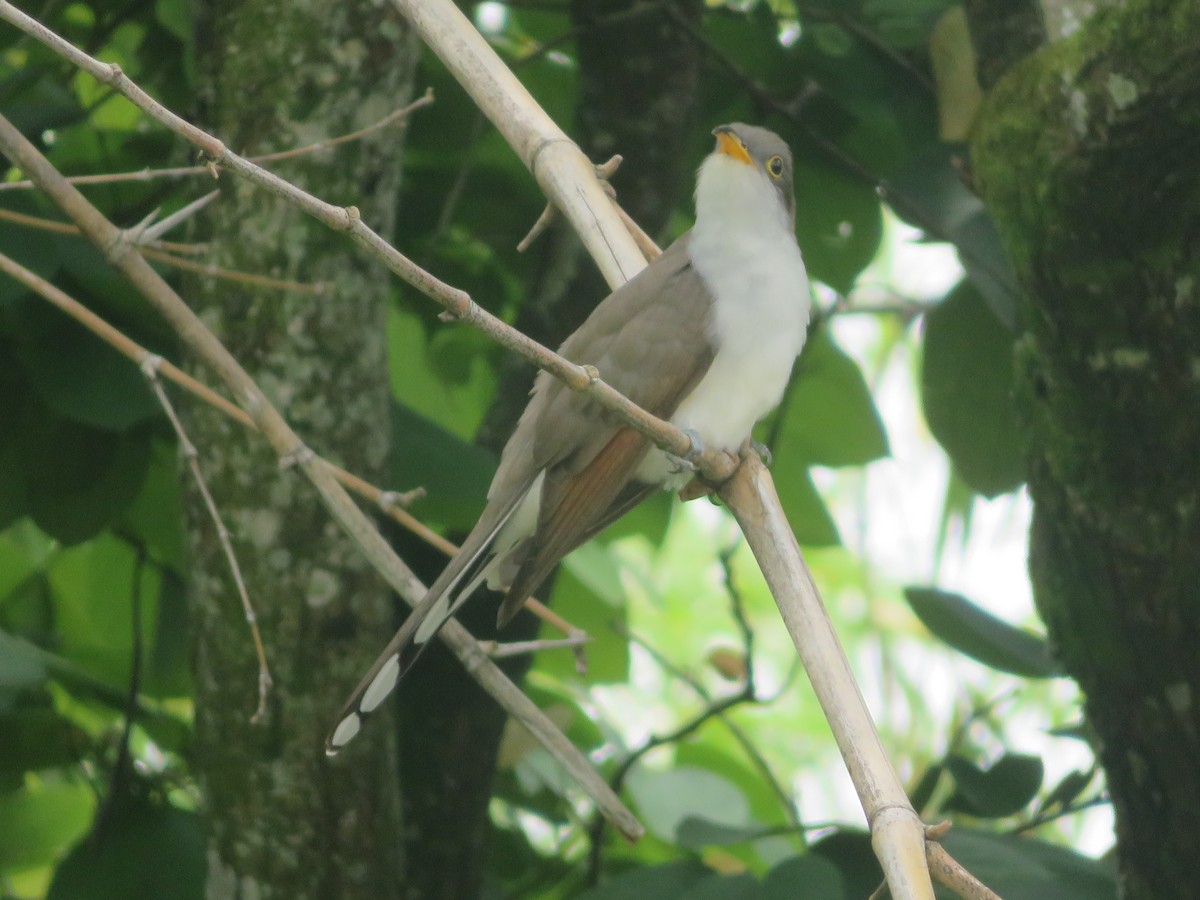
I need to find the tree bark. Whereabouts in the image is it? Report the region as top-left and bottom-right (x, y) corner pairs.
(971, 1), (1200, 895)
(187, 2), (417, 896)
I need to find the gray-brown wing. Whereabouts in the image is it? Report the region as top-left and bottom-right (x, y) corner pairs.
(492, 235), (717, 619)
(487, 232), (715, 508)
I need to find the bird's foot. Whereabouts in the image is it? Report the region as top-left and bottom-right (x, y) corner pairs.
(745, 438), (773, 467)
(668, 428), (705, 473)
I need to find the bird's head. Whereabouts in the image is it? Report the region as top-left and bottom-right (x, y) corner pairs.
(695, 123), (796, 235)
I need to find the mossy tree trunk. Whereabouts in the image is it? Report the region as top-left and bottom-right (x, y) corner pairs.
(187, 2), (417, 896)
(971, 1), (1200, 895)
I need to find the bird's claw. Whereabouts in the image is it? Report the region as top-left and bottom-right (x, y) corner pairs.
(747, 439), (773, 467)
(669, 428), (705, 473)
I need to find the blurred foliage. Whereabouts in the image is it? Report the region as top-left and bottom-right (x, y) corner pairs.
(0, 0), (1114, 897)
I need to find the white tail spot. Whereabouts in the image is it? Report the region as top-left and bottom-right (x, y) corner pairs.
(360, 656), (400, 713)
(328, 712), (361, 753)
(415, 595), (451, 645)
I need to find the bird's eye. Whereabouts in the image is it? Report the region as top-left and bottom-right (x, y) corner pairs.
(767, 155), (784, 178)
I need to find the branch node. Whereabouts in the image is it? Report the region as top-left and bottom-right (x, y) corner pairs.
(439, 294), (475, 322)
(138, 353), (164, 378)
(101, 228), (134, 264)
(528, 135), (575, 179)
(595, 154), (622, 180)
(925, 819), (953, 840)
(279, 445), (316, 470)
(378, 487), (426, 511)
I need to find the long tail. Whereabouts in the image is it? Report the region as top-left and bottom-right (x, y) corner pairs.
(324, 485), (533, 755)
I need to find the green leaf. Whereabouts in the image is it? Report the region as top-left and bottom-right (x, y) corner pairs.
(0, 780), (95, 868)
(676, 817), (767, 849)
(945, 753), (1044, 818)
(792, 161), (883, 295)
(0, 198), (64, 305)
(0, 628), (48, 690)
(118, 439), (187, 575)
(809, 23), (855, 57)
(774, 327), (889, 467)
(12, 296), (159, 432)
(597, 490), (671, 547)
(953, 210), (1021, 331)
(0, 360), (32, 530)
(561, 541), (628, 610)
(675, 743), (795, 835)
(0, 708), (87, 776)
(889, 146), (1019, 327)
(903, 587), (1061, 677)
(0, 71), (83, 149)
(908, 762), (944, 813)
(388, 306), (497, 442)
(862, 0), (951, 49)
(1048, 721), (1095, 744)
(390, 401), (495, 533)
(762, 854), (848, 900)
(683, 872), (760, 900)
(46, 533), (165, 690)
(47, 795), (205, 900)
(540, 559), (629, 685)
(574, 861), (712, 900)
(0, 518), (56, 607)
(809, 830), (882, 899)
(627, 765), (751, 845)
(939, 829), (1116, 899)
(147, 571), (191, 698)
(18, 412), (152, 546)
(1040, 769), (1096, 812)
(768, 466), (839, 547)
(154, 0), (192, 41)
(519, 683), (605, 758)
(702, 4), (786, 86)
(0, 432), (29, 532)
(920, 281), (1025, 497)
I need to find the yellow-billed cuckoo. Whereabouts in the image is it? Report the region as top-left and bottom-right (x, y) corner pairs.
(326, 123), (810, 754)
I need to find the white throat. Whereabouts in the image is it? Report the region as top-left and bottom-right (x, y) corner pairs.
(638, 153), (810, 484)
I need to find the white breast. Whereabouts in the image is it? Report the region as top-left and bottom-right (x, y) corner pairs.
(637, 153), (810, 485)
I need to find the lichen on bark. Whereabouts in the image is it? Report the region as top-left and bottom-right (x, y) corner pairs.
(970, 0), (1200, 895)
(186, 1), (418, 896)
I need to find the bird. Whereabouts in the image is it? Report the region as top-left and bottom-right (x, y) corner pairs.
(326, 123), (811, 754)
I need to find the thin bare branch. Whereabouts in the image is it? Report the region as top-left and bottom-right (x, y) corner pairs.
(142, 355), (273, 722)
(927, 841), (1003, 900)
(482, 633), (592, 660)
(250, 87), (435, 164)
(0, 88), (436, 193)
(139, 246), (330, 295)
